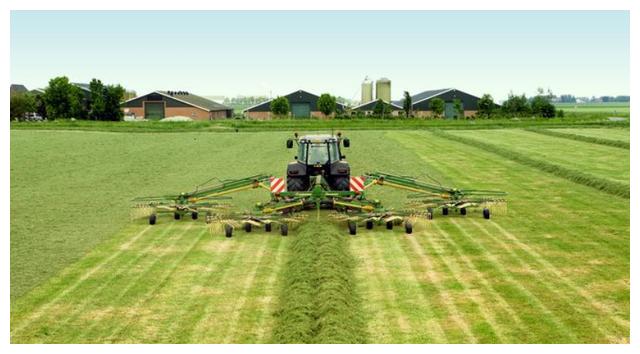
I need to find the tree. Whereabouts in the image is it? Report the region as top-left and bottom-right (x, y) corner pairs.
(453, 98), (464, 119)
(10, 93), (36, 120)
(372, 99), (391, 118)
(43, 76), (85, 119)
(89, 79), (106, 120)
(530, 94), (556, 118)
(501, 92), (530, 117)
(103, 84), (125, 121)
(317, 93), (337, 117)
(402, 91), (412, 118)
(270, 96), (290, 117)
(477, 94), (497, 118)
(429, 98), (445, 118)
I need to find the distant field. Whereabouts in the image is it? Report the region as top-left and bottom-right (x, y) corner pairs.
(549, 127), (630, 143)
(554, 102), (629, 114)
(11, 128), (629, 343)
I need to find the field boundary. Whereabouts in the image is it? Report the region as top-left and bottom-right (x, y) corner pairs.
(524, 128), (629, 149)
(432, 130), (630, 199)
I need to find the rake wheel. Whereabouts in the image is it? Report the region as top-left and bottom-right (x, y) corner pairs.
(149, 214), (156, 225)
(483, 208), (491, 220)
(225, 224), (233, 238)
(348, 221), (357, 236)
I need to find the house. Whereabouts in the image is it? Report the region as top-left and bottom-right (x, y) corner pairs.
(120, 91), (233, 120)
(243, 89), (347, 119)
(396, 88), (484, 119)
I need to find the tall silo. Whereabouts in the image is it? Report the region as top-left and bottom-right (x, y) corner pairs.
(361, 77), (373, 103)
(376, 77), (391, 102)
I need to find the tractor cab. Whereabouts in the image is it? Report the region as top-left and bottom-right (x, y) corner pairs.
(286, 133), (351, 191)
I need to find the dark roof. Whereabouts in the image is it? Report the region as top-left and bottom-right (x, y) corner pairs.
(411, 88), (452, 103)
(157, 91), (232, 111)
(353, 100), (403, 111)
(244, 89), (347, 112)
(10, 84), (28, 93)
(72, 83), (92, 92)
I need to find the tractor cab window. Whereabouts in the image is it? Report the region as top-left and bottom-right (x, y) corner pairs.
(299, 141), (340, 164)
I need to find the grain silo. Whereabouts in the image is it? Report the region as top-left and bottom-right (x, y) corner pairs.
(376, 77), (391, 102)
(361, 77), (373, 103)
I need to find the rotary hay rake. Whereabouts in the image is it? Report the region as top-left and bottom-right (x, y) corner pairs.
(132, 133), (507, 236)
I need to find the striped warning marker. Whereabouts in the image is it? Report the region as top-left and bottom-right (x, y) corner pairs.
(270, 177), (286, 194)
(349, 176), (365, 192)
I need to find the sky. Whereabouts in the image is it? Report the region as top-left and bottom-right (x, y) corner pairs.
(10, 11), (629, 101)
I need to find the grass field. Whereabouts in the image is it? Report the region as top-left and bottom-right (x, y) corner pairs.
(10, 127), (629, 343)
(549, 127), (630, 143)
(554, 102), (630, 115)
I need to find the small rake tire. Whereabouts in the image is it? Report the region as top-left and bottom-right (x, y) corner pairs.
(244, 223), (252, 233)
(225, 224), (233, 238)
(191, 212), (198, 220)
(386, 221), (394, 230)
(149, 214), (156, 225)
(365, 220), (374, 229)
(348, 221), (357, 236)
(405, 221), (413, 234)
(265, 223), (272, 232)
(174, 212), (181, 220)
(442, 208), (449, 216)
(427, 207), (434, 220)
(280, 224), (289, 236)
(483, 208), (491, 220)
(460, 208), (467, 216)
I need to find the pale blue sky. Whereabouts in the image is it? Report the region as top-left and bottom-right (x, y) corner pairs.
(11, 11), (629, 101)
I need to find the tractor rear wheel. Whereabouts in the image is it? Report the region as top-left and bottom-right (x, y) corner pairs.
(386, 221), (394, 230)
(191, 211), (198, 220)
(442, 208), (449, 216)
(244, 223), (252, 233)
(348, 221), (357, 235)
(174, 212), (181, 220)
(149, 214), (156, 225)
(280, 224), (289, 236)
(460, 208), (467, 216)
(483, 208), (491, 219)
(365, 220), (374, 229)
(405, 221), (413, 234)
(333, 177), (350, 191)
(287, 177), (306, 191)
(265, 223), (272, 232)
(225, 224), (233, 238)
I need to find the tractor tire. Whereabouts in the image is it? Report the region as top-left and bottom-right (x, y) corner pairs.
(149, 214), (156, 225)
(348, 221), (357, 235)
(174, 212), (181, 220)
(244, 223), (252, 233)
(405, 221), (413, 234)
(287, 177), (306, 192)
(483, 208), (491, 220)
(191, 211), (198, 220)
(365, 220), (374, 229)
(460, 208), (467, 216)
(386, 221), (394, 230)
(333, 177), (350, 191)
(225, 224), (233, 238)
(442, 208), (449, 216)
(280, 224), (289, 236)
(265, 223), (272, 232)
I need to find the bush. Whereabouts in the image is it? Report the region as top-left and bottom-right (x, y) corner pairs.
(270, 96), (290, 117)
(10, 93), (36, 121)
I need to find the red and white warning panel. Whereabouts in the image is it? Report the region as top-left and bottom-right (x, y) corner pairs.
(270, 176), (286, 194)
(349, 176), (365, 192)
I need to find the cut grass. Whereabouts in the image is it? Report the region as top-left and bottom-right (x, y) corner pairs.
(524, 128), (629, 149)
(270, 221), (367, 344)
(433, 130), (629, 198)
(550, 127), (630, 143)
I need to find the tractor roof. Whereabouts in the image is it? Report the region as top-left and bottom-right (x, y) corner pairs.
(299, 134), (338, 143)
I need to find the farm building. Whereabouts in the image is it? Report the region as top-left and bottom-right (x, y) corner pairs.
(243, 90), (347, 119)
(121, 91), (233, 120)
(396, 88), (484, 118)
(352, 99), (403, 117)
(10, 84), (29, 94)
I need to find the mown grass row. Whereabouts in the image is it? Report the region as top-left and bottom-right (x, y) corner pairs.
(270, 222), (367, 343)
(432, 130), (630, 199)
(524, 128), (629, 149)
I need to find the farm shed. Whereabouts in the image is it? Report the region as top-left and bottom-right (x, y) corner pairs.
(243, 89), (347, 119)
(398, 88), (483, 119)
(121, 91), (233, 120)
(352, 99), (403, 116)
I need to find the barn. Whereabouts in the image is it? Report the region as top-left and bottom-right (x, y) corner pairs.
(399, 88), (484, 119)
(243, 89), (347, 119)
(352, 99), (403, 117)
(121, 91), (233, 120)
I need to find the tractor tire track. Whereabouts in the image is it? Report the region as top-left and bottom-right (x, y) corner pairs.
(448, 220), (579, 342)
(10, 225), (154, 337)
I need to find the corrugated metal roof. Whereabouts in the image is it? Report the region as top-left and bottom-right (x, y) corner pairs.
(411, 88), (452, 103)
(157, 91), (232, 111)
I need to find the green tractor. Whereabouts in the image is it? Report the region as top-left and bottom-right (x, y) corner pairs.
(133, 132), (507, 237)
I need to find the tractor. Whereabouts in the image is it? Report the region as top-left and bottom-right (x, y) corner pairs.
(133, 132), (507, 237)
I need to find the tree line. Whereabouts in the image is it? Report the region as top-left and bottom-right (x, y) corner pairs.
(10, 76), (134, 121)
